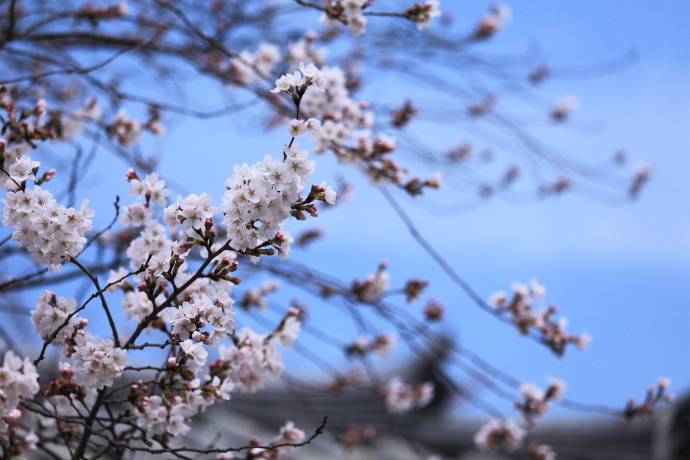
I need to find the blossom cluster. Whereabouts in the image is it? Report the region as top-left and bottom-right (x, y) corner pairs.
(474, 3), (511, 39)
(489, 279), (591, 355)
(380, 377), (434, 414)
(238, 280), (280, 311)
(4, 151), (39, 185)
(134, 380), (217, 437)
(422, 297), (445, 321)
(105, 108), (165, 147)
(2, 185), (94, 272)
(219, 38), (327, 89)
(296, 43), (328, 77)
(337, 424), (376, 449)
(403, 1), (442, 30)
(473, 418), (524, 453)
(526, 442), (557, 460)
(0, 351), (40, 432)
(127, 170), (170, 207)
(71, 331), (128, 390)
(271, 62), (326, 94)
(107, 109), (142, 146)
(0, 90), (56, 175)
(220, 145), (317, 256)
(164, 291), (236, 347)
(117, 278), (161, 323)
(224, 42), (281, 86)
(320, 0), (370, 36)
(390, 101), (418, 132)
(351, 262), (390, 302)
(474, 418), (556, 459)
(129, 340), (216, 437)
(213, 327), (291, 394)
(346, 333), (397, 358)
(31, 291), (127, 393)
(267, 420), (307, 458)
(295, 56), (439, 194)
(76, 0), (127, 23)
(623, 377), (675, 420)
(41, 363), (96, 436)
(515, 377), (566, 426)
(403, 278), (430, 303)
(273, 314), (302, 349)
(133, 377), (218, 437)
(163, 192), (217, 239)
(129, 310), (299, 438)
(57, 98), (103, 140)
(319, 1), (441, 36)
(79, 62), (323, 441)
(287, 118), (321, 137)
(214, 37), (440, 195)
(124, 219), (174, 269)
(31, 290), (82, 345)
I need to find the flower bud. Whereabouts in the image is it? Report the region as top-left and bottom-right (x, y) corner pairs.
(125, 168), (139, 181)
(3, 409), (22, 423)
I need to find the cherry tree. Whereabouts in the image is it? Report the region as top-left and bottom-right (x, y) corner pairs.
(0, 1), (672, 459)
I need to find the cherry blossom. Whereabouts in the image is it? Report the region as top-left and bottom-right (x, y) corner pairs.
(474, 418), (525, 452)
(380, 377), (434, 414)
(2, 185), (94, 272)
(164, 290), (236, 347)
(0, 351), (40, 432)
(215, 328), (285, 394)
(72, 332), (128, 390)
(31, 290), (81, 345)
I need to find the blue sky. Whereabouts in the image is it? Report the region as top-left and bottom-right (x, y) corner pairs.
(268, 1), (690, 417)
(450, 1), (688, 414)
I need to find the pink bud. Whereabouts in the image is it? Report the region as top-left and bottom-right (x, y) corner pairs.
(3, 409), (21, 423)
(43, 169), (57, 181)
(125, 168), (138, 181)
